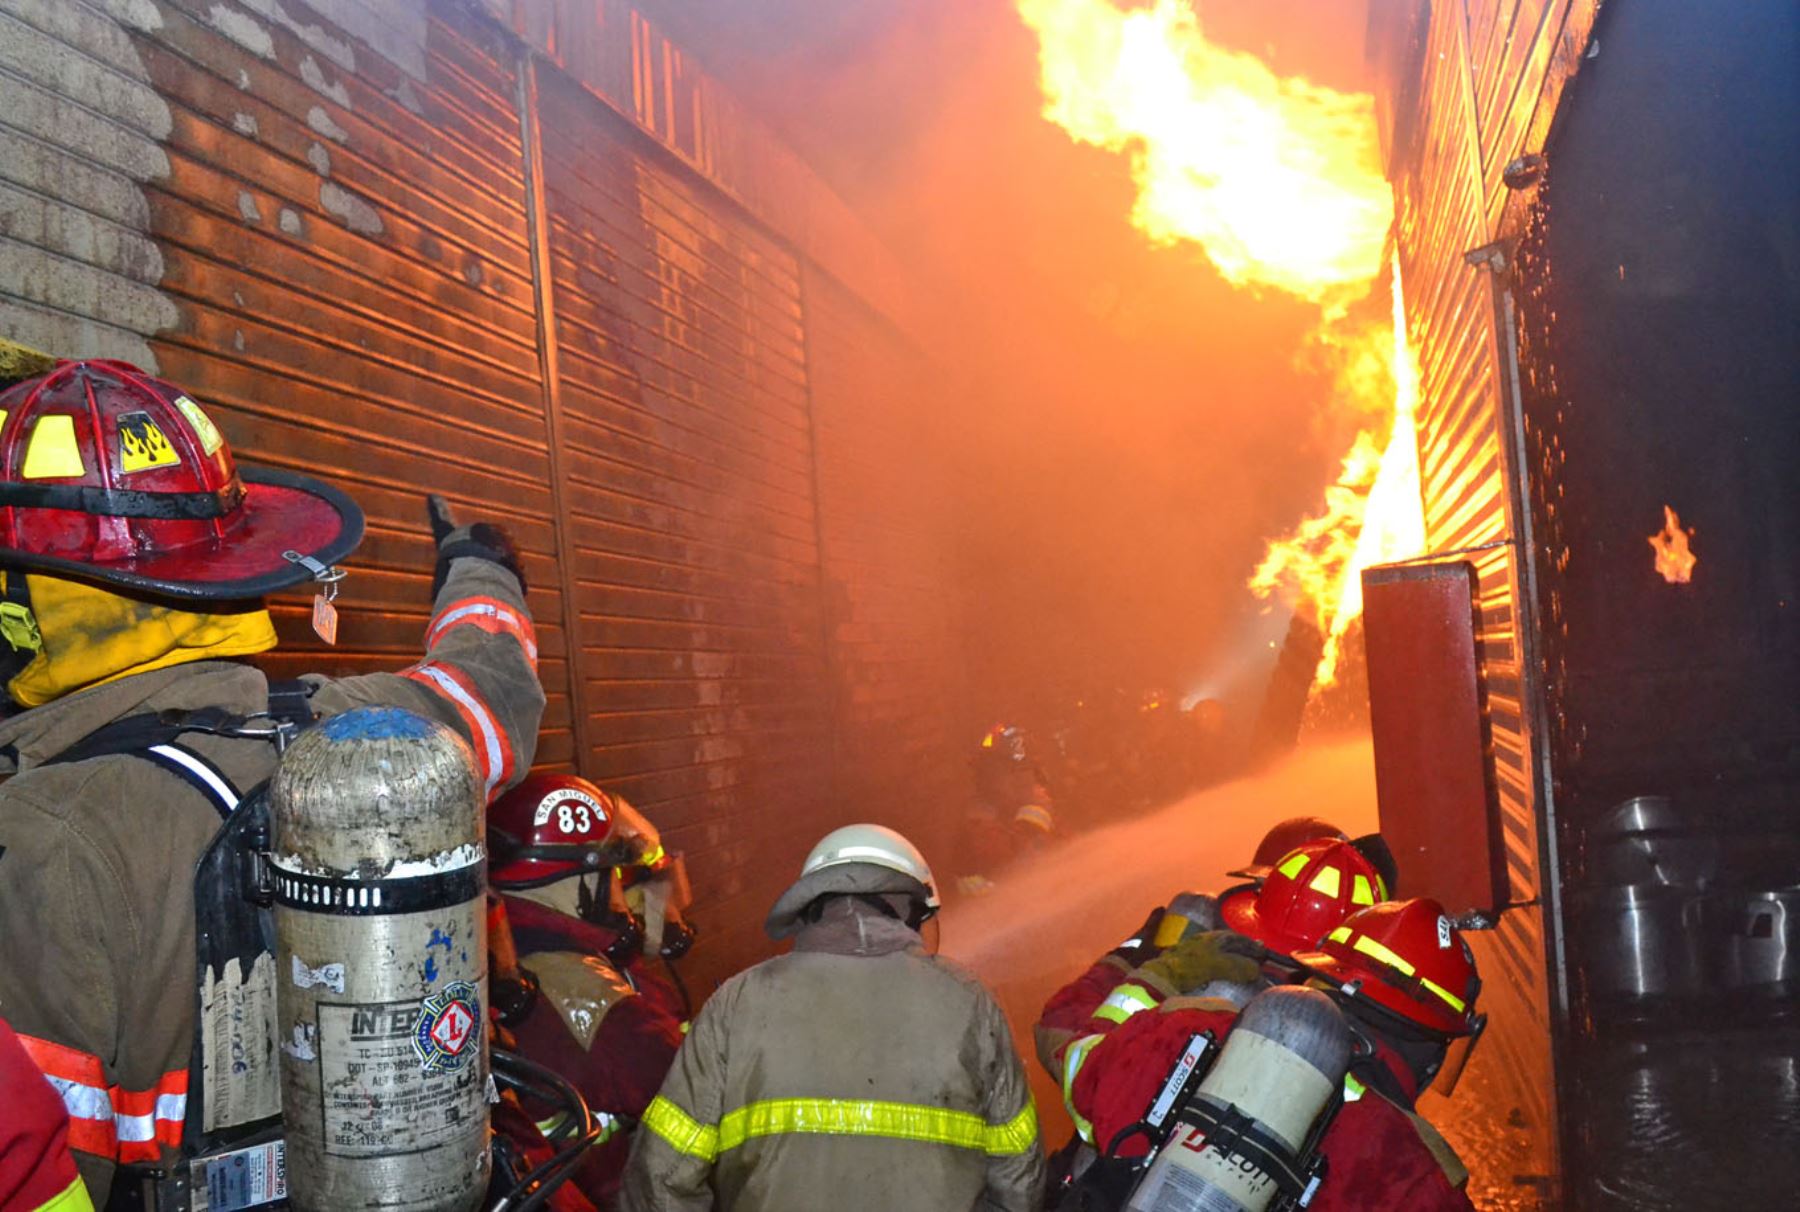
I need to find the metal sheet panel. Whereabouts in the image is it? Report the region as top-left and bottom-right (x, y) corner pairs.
(534, 66), (837, 986)
(1382, 0), (1587, 1197)
(801, 263), (969, 870)
(1364, 561), (1508, 912)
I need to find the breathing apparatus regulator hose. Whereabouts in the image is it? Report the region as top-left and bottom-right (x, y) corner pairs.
(490, 1048), (603, 1212)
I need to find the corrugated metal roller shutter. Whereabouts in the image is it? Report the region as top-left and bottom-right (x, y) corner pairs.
(800, 263), (969, 859)
(114, 0), (578, 765)
(1395, 0), (1557, 1181)
(534, 66), (835, 979)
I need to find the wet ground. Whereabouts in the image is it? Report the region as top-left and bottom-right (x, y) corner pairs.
(941, 739), (1538, 1210)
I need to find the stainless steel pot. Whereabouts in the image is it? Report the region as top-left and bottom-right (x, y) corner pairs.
(1714, 889), (1800, 991)
(1591, 796), (1719, 887)
(1577, 883), (1710, 1000)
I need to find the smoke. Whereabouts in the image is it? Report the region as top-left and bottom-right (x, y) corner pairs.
(639, 0), (1377, 708)
(939, 737), (1378, 1141)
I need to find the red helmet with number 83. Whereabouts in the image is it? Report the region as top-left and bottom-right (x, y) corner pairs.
(488, 772), (665, 888)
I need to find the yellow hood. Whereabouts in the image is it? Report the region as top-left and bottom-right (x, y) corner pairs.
(5, 572), (276, 708)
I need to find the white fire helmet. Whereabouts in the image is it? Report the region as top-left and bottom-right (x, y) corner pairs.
(801, 823), (940, 910)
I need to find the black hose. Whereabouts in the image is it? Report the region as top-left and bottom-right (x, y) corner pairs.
(490, 1048), (599, 1211)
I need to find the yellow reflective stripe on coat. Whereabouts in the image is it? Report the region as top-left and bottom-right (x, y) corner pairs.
(1061, 1032), (1104, 1143)
(641, 1094), (1038, 1162)
(1091, 981), (1158, 1025)
(642, 1095), (719, 1160)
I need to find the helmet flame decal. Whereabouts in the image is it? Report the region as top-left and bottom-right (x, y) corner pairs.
(118, 413), (181, 474)
(1016, 0), (1425, 691)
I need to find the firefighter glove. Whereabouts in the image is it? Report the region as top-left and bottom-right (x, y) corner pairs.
(1134, 930), (1265, 996)
(427, 495), (526, 598)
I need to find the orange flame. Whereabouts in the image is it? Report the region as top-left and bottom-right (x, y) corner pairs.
(1018, 0), (1423, 689)
(1648, 505), (1697, 583)
(1016, 0), (1391, 302)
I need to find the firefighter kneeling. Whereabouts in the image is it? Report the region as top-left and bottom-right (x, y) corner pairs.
(486, 773), (693, 1206)
(1062, 898), (1483, 1212)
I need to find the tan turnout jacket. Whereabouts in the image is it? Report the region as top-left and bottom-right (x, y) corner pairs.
(0, 552), (543, 1202)
(621, 901), (1045, 1212)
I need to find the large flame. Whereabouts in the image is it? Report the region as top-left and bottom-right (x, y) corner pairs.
(1017, 0), (1424, 689)
(1016, 0), (1392, 301)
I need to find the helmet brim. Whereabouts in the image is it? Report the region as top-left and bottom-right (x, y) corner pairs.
(1218, 884), (1314, 957)
(765, 862), (933, 941)
(0, 463), (364, 601)
(1290, 947), (1472, 1037)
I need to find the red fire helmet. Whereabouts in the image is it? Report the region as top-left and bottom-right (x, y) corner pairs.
(1292, 897), (1482, 1036)
(0, 360), (362, 599)
(488, 773), (623, 887)
(1219, 838), (1388, 957)
(1228, 815), (1348, 881)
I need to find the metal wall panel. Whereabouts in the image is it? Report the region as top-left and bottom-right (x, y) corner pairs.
(1385, 0), (1590, 1196)
(117, 0), (579, 764)
(533, 65), (838, 986)
(800, 263), (970, 877)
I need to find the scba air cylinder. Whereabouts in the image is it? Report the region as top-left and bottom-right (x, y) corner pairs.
(272, 707), (490, 1211)
(1127, 986), (1350, 1212)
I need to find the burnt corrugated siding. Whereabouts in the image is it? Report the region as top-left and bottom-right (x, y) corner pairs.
(1385, 0), (1598, 1197)
(0, 0), (964, 994)
(534, 64), (837, 982)
(801, 263), (970, 872)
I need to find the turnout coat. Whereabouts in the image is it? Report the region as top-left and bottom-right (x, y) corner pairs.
(621, 900), (1045, 1212)
(0, 553), (543, 1202)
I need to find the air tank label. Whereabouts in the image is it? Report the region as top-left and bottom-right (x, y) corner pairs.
(316, 995), (485, 1157)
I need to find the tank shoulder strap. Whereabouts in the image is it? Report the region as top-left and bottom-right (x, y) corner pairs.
(1397, 1101), (1470, 1189)
(34, 678), (319, 816)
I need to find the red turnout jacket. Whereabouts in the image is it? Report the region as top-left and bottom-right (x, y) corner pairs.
(0, 1017), (92, 1211)
(502, 894), (686, 1207)
(1070, 1002), (1474, 1212)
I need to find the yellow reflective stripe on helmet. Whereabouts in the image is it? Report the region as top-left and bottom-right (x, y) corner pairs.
(645, 1094), (1038, 1161)
(642, 1095), (719, 1161)
(1277, 852), (1311, 880)
(22, 415), (84, 479)
(1351, 874), (1375, 905)
(1328, 925), (1353, 944)
(1309, 865), (1341, 897)
(1419, 975), (1466, 1013)
(1351, 932), (1417, 976)
(1091, 981), (1158, 1025)
(1062, 1032), (1104, 1144)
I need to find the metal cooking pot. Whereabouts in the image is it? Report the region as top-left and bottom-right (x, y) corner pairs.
(1577, 883), (1709, 1001)
(1714, 889), (1800, 991)
(1591, 796), (1719, 887)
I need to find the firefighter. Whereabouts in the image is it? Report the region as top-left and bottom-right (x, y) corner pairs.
(958, 724), (1057, 894)
(1036, 838), (1389, 1149)
(620, 823), (1045, 1212)
(487, 772), (692, 1206)
(1, 1017), (93, 1212)
(0, 360), (544, 1201)
(1226, 815), (1348, 881)
(1066, 898), (1483, 1210)
(1036, 832), (1382, 1080)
